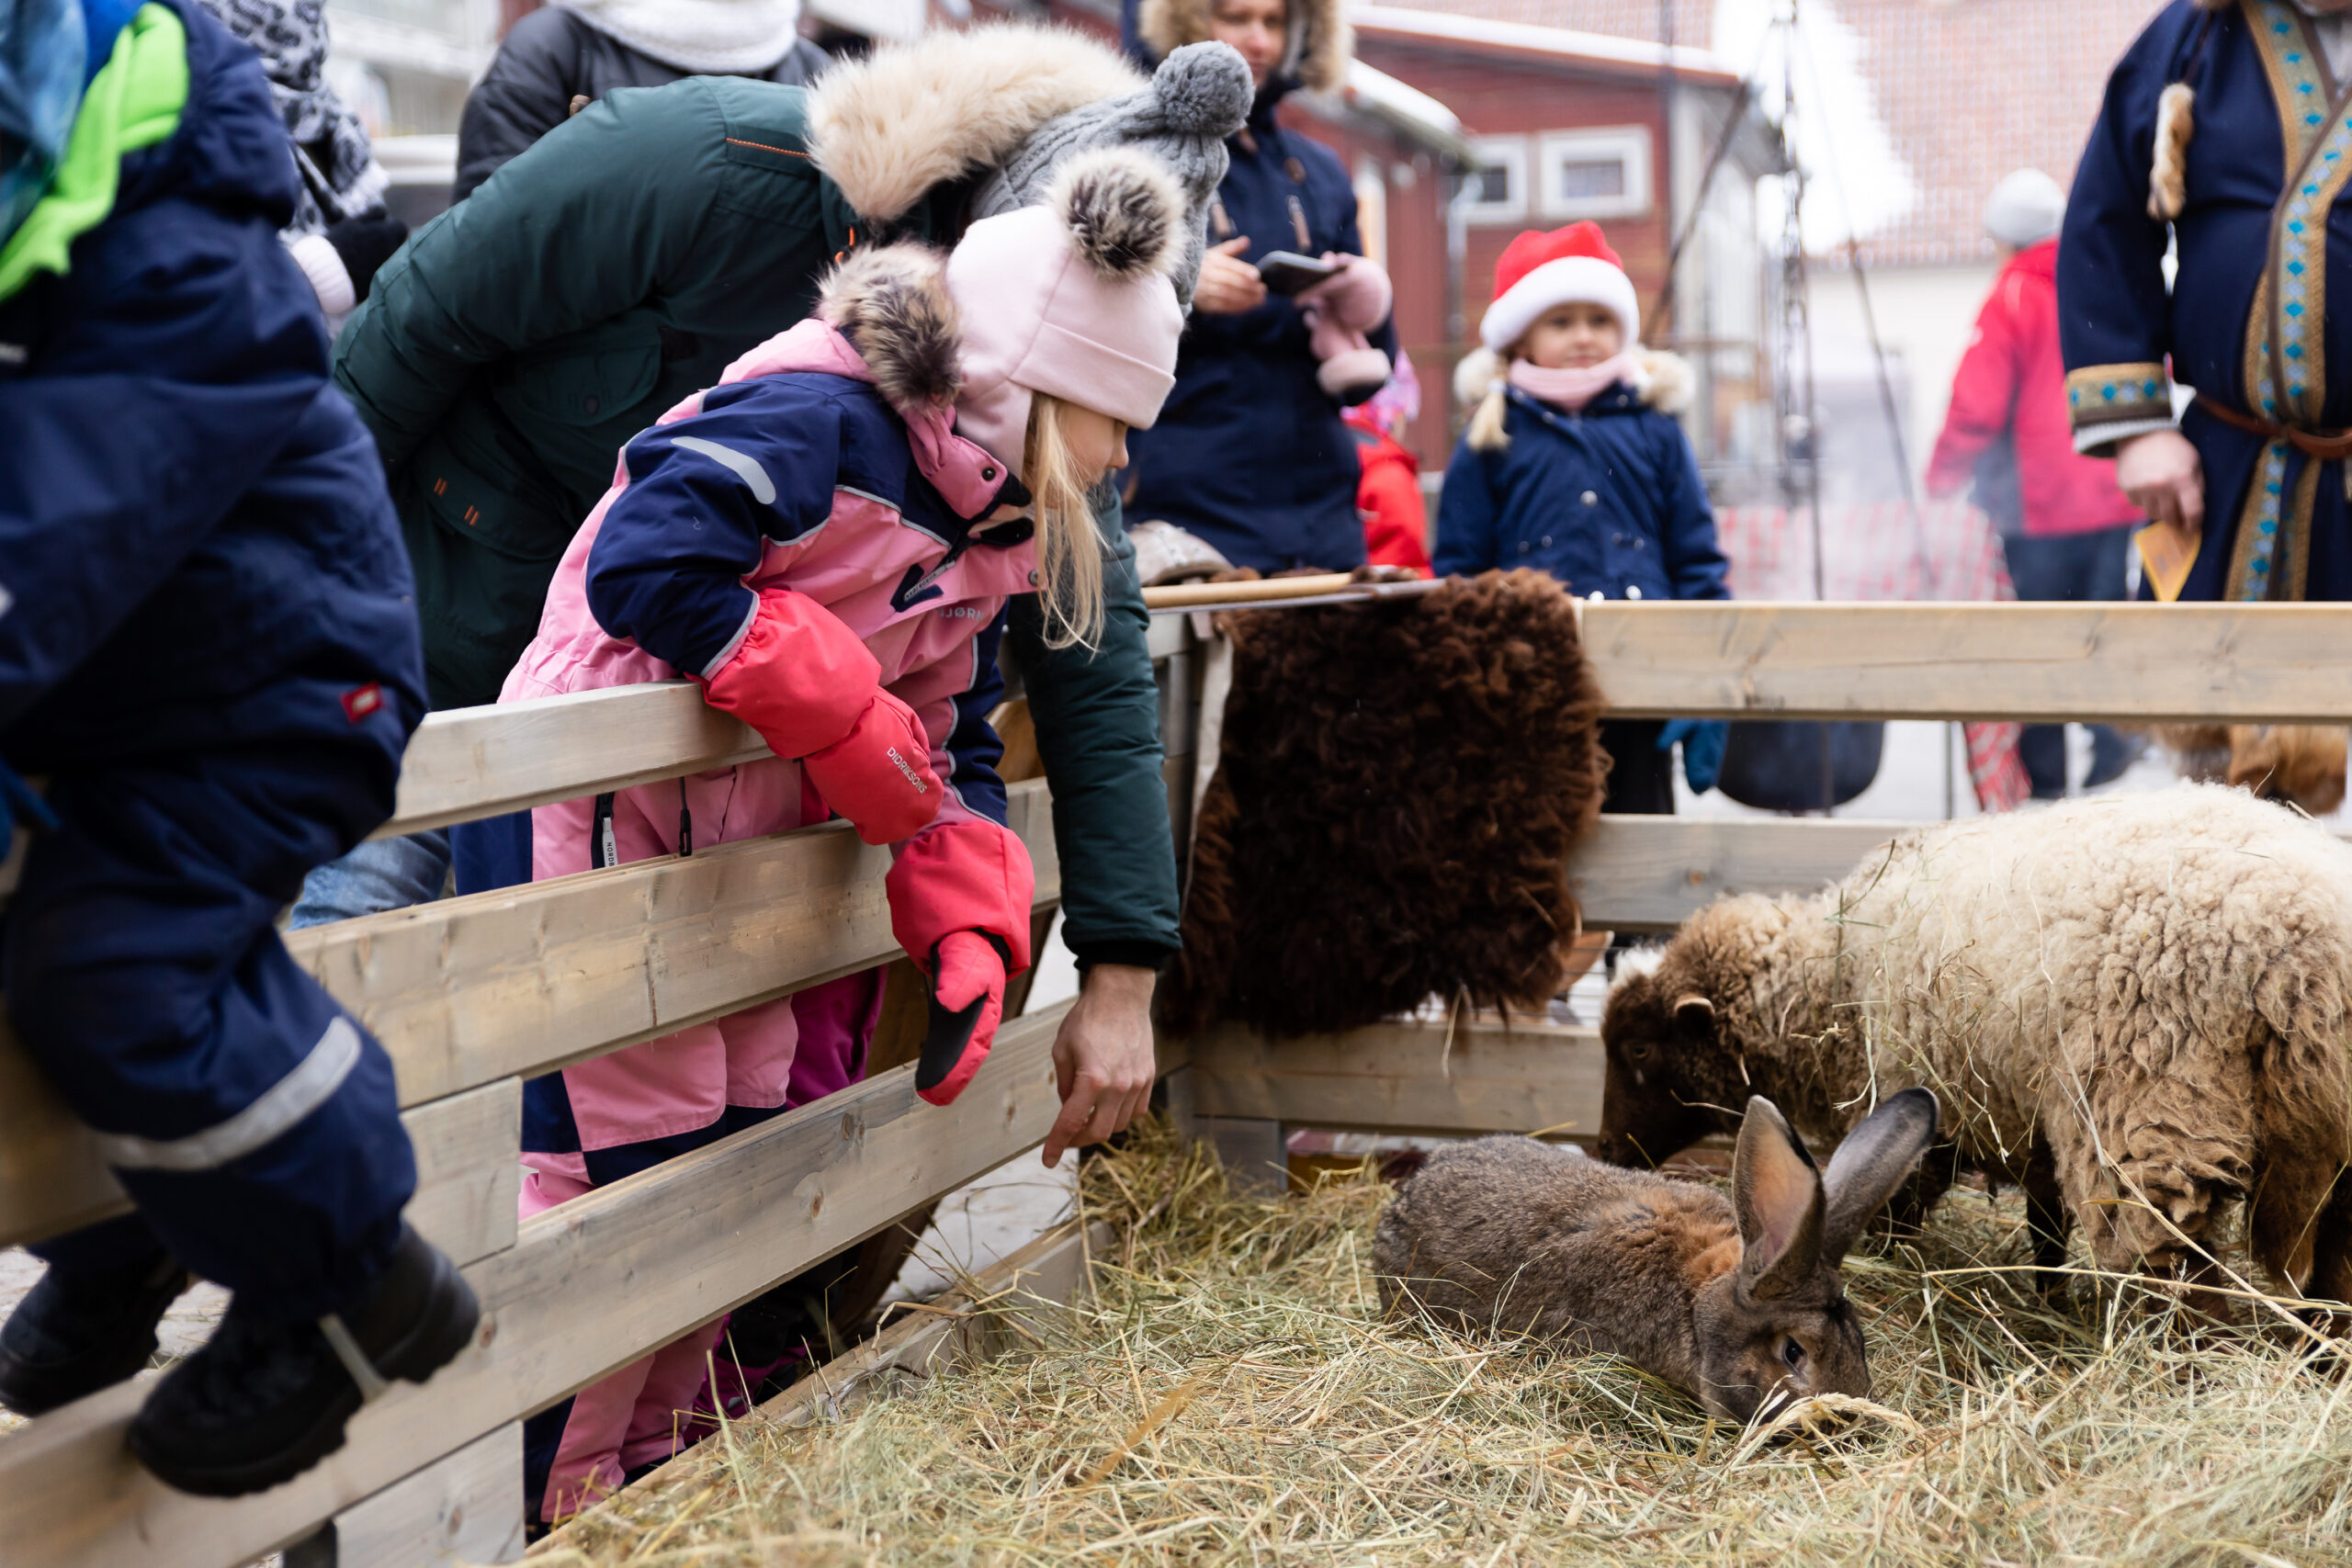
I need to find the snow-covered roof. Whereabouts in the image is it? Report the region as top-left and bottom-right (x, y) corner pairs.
(1334, 60), (1479, 162)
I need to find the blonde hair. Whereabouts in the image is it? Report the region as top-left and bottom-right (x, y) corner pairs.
(1023, 393), (1109, 650)
(1467, 379), (1511, 452)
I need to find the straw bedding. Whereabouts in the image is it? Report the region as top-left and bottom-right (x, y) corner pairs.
(533, 1121), (2352, 1567)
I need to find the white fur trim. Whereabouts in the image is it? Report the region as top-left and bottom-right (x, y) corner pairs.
(807, 24), (1142, 225)
(285, 231), (355, 320)
(1636, 349), (1693, 415)
(1455, 344), (1689, 415)
(1138, 0), (1349, 94)
(1453, 345), (1501, 408)
(556, 0), (805, 75)
(1479, 255), (1638, 353)
(1317, 345), (1391, 397)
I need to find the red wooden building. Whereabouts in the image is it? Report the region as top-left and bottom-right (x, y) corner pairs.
(1350, 5), (1781, 469)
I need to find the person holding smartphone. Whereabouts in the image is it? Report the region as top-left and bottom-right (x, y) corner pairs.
(1121, 0), (1397, 572)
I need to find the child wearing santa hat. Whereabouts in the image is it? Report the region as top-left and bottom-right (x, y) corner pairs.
(1433, 221), (1731, 812)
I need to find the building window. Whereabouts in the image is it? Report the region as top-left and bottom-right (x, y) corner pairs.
(1536, 128), (1653, 220)
(1463, 136), (1528, 224)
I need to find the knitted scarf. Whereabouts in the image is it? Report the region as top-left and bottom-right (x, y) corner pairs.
(1508, 351), (1642, 413)
(556, 0), (805, 76)
(193, 0), (381, 234)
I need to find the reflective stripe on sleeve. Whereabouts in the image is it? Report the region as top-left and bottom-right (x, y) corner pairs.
(95, 1017), (364, 1172)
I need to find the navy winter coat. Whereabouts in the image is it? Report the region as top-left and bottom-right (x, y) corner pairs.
(0, 0), (425, 773)
(1124, 88), (1395, 572)
(1433, 379), (1730, 604)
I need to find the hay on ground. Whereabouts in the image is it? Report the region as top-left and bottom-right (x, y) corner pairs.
(531, 1121), (2352, 1567)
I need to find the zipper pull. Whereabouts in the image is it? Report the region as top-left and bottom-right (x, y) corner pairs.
(1287, 194), (1311, 251)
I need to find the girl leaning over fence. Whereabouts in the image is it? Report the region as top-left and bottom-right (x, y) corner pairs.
(493, 148), (1193, 1526)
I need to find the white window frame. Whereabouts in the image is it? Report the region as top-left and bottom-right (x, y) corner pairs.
(1535, 127), (1654, 220)
(1462, 135), (1529, 225)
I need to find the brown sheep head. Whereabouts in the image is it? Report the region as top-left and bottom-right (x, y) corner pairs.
(1597, 964), (1728, 1168)
(1596, 901), (1781, 1168)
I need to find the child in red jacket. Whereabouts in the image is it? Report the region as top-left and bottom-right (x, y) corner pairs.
(1341, 358), (1431, 574)
(1928, 169), (2143, 796)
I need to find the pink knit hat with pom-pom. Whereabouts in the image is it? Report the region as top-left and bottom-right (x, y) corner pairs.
(948, 148), (1188, 479)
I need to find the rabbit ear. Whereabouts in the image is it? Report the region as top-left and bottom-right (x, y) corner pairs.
(1819, 1089), (1940, 1261)
(1733, 1096), (1825, 1300)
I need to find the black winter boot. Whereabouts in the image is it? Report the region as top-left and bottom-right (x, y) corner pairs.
(0, 1247), (190, 1416)
(128, 1224), (478, 1496)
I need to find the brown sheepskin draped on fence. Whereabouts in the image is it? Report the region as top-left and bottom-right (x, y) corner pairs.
(1163, 570), (1609, 1039)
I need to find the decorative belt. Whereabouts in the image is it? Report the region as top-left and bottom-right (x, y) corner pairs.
(2196, 395), (2352, 461)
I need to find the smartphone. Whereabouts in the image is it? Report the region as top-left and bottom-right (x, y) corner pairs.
(1256, 251), (1340, 297)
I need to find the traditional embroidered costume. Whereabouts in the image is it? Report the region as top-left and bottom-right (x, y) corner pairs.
(2061, 0), (2352, 601)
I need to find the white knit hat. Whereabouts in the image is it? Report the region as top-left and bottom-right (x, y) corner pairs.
(1984, 169), (2066, 249)
(1477, 221), (1639, 354)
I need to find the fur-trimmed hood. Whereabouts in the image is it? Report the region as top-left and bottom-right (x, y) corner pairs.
(1453, 345), (1695, 416)
(812, 243), (963, 412)
(1138, 0), (1350, 95)
(805, 24), (1143, 224)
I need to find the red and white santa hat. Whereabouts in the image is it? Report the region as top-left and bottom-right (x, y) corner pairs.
(1477, 221), (1638, 354)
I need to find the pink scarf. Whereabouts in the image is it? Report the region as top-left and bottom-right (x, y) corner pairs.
(1508, 351), (1642, 412)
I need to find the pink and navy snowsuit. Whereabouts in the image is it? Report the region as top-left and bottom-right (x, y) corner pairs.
(503, 312), (1038, 1519)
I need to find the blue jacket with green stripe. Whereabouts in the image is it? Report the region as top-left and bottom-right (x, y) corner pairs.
(0, 0), (426, 792)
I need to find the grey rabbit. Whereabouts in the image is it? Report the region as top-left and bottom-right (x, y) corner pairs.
(1372, 1089), (1939, 1421)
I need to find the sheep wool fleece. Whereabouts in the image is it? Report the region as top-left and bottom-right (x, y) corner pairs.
(1662, 784), (2352, 1291)
(1165, 570), (1607, 1038)
(502, 246), (1033, 1520)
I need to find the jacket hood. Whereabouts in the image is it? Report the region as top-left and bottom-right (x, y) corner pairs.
(805, 23), (1143, 225)
(814, 242), (963, 412)
(119, 0), (301, 231)
(718, 242), (1009, 519)
(1453, 345), (1694, 416)
(1138, 0), (1349, 95)
(2007, 238), (2058, 278)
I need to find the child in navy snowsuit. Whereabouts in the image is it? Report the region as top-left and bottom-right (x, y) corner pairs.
(0, 0), (474, 1495)
(1434, 221), (1731, 812)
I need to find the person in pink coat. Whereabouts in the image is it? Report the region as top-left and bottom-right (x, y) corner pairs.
(499, 147), (1192, 1523)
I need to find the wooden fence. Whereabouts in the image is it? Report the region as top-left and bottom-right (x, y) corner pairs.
(0, 602), (2342, 1566)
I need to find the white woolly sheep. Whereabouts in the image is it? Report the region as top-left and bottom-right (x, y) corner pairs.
(1597, 784), (2352, 1300)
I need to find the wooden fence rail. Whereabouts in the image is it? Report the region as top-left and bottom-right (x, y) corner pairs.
(4, 599), (2351, 1567)
(375, 603), (2352, 852)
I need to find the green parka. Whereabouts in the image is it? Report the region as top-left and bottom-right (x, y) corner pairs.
(332, 45), (1180, 969)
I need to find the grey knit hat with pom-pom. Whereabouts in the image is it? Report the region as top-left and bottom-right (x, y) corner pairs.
(969, 40), (1251, 310)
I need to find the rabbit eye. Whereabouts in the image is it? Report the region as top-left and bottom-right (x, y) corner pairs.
(1780, 1337), (1806, 1371)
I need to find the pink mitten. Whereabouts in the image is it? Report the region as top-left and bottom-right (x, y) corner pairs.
(914, 931), (1011, 1106)
(886, 818), (1037, 1105)
(799, 690), (943, 845)
(1300, 255), (1394, 403)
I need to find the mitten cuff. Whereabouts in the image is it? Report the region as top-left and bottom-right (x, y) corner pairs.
(887, 818), (1037, 975)
(698, 588), (883, 759)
